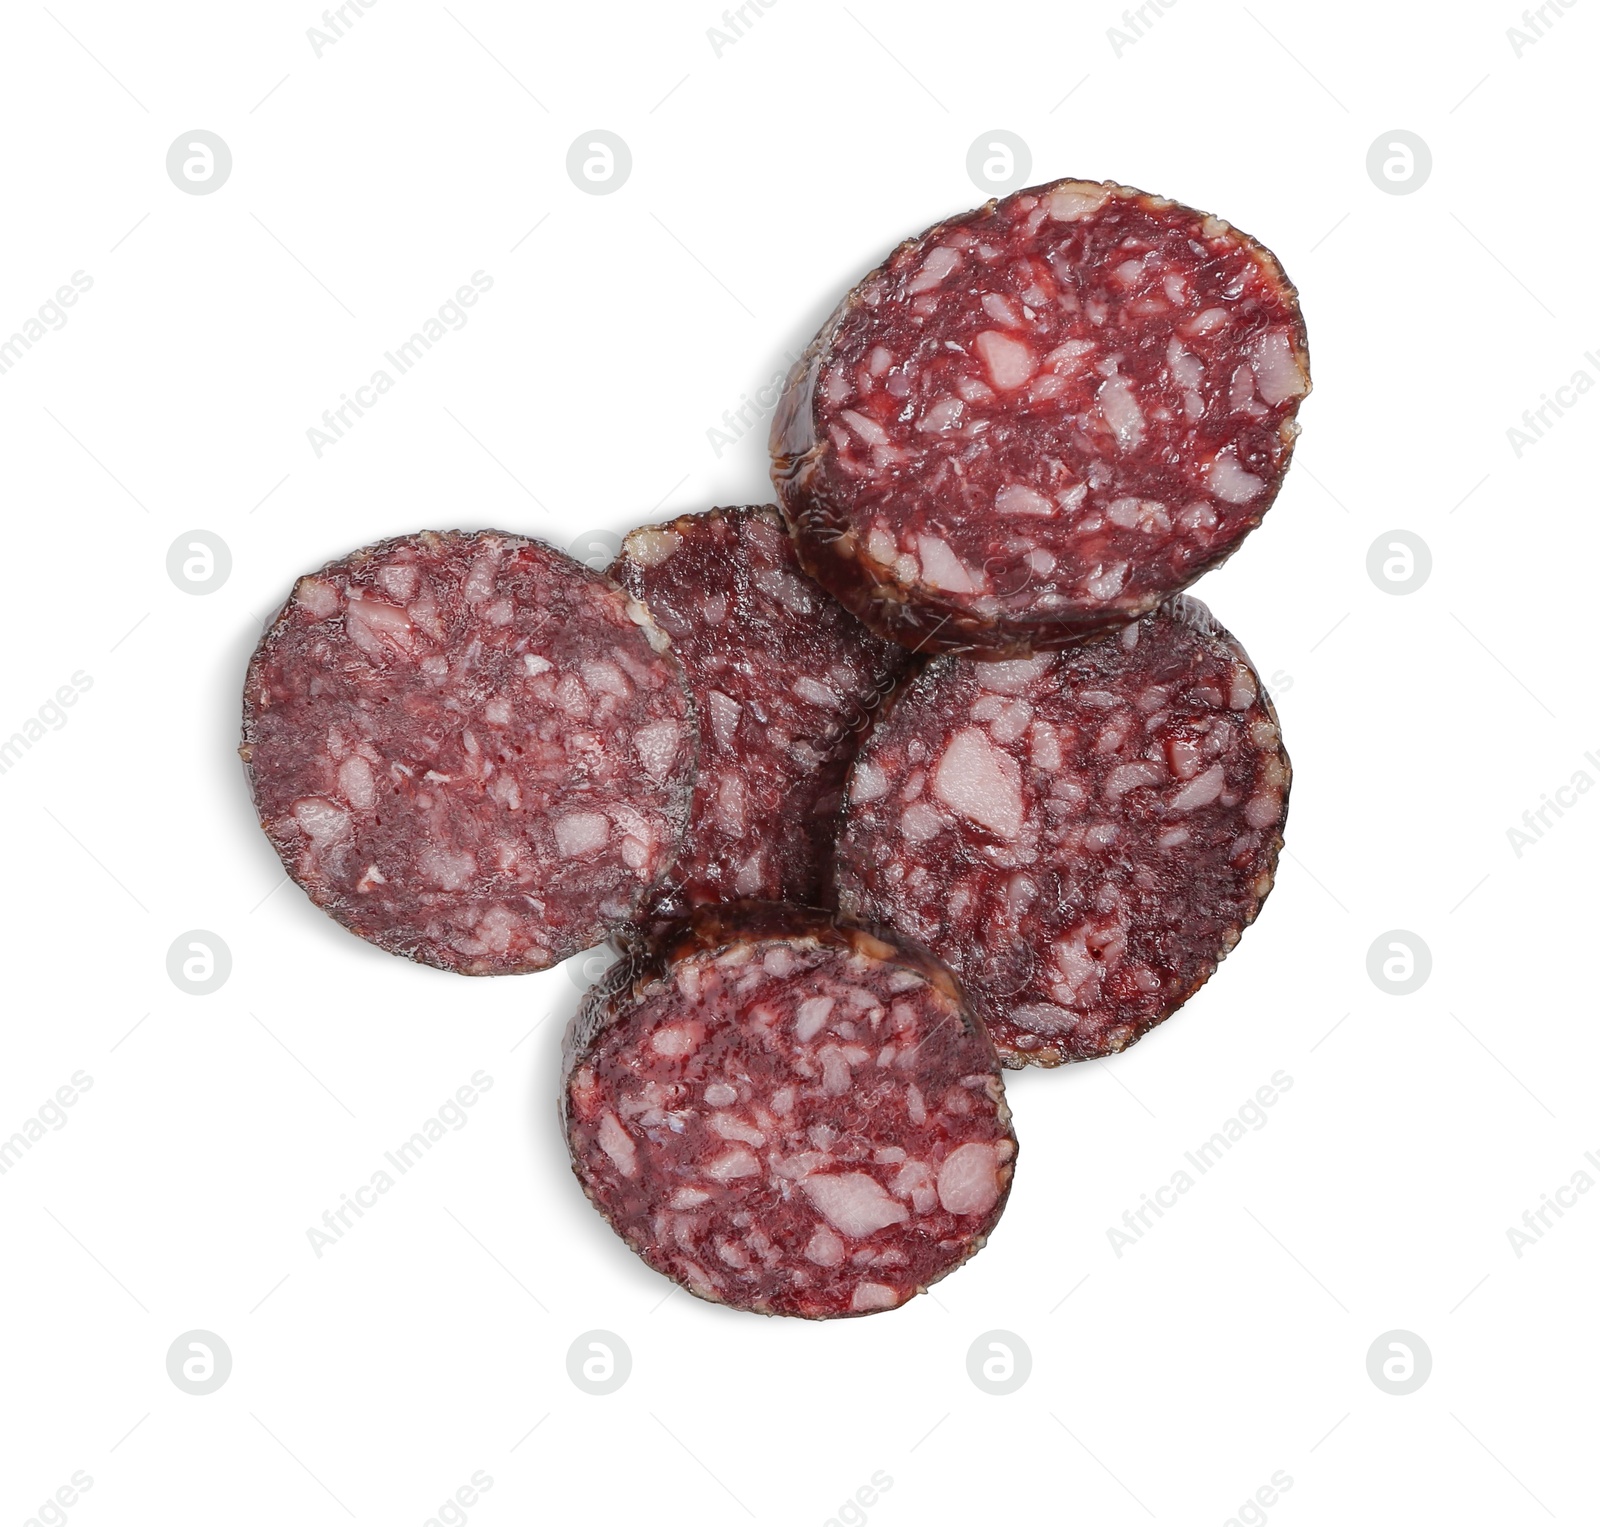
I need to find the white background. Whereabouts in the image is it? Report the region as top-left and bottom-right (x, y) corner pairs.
(0, 1), (1593, 1523)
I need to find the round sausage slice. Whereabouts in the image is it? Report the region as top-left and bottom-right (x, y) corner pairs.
(836, 597), (1290, 1065)
(562, 905), (1015, 1317)
(609, 506), (910, 926)
(241, 530), (695, 974)
(772, 179), (1310, 655)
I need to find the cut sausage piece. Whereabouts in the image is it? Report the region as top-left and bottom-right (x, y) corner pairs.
(241, 530), (695, 974)
(772, 179), (1310, 655)
(609, 507), (910, 925)
(562, 905), (1015, 1317)
(836, 597), (1290, 1065)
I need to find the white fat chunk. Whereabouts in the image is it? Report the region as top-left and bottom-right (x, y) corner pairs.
(633, 720), (681, 782)
(337, 756), (375, 810)
(703, 1146), (760, 1182)
(295, 577), (340, 618)
(463, 552), (499, 604)
(706, 690), (742, 751)
(709, 1113), (765, 1146)
(851, 1282), (898, 1311)
(907, 245), (963, 294)
(805, 1225), (846, 1266)
(1097, 374), (1146, 450)
(899, 802), (946, 842)
(995, 482), (1055, 517)
(916, 396), (964, 433)
(714, 773), (746, 837)
(841, 409), (890, 446)
(1168, 763), (1226, 812)
(1205, 448), (1265, 504)
(1052, 929), (1103, 1000)
(916, 536), (982, 594)
(1245, 790), (1282, 829)
(624, 527), (681, 567)
(819, 1047), (852, 1097)
(1250, 329), (1308, 404)
(1011, 1001), (1079, 1034)
(801, 1172), (909, 1237)
(975, 653), (1053, 695)
(981, 291), (1023, 327)
(1104, 761), (1166, 800)
(866, 526), (899, 568)
(553, 813), (610, 858)
(733, 850), (765, 896)
(934, 727), (1024, 840)
(906, 1084), (926, 1125)
(975, 330), (1037, 390)
(1105, 497), (1170, 533)
(597, 1112), (637, 1177)
(890, 1157), (934, 1203)
(775, 1150), (832, 1180)
(294, 797), (349, 843)
(1046, 181), (1110, 221)
(1164, 337), (1203, 387)
(793, 676), (839, 709)
(1230, 363), (1260, 414)
(989, 698), (1032, 745)
(1030, 721), (1062, 771)
(937, 1142), (1001, 1216)
(344, 596), (414, 659)
(1044, 339), (1096, 372)
(418, 844), (476, 891)
(651, 1022), (703, 1057)
(850, 759), (889, 805)
(1166, 736), (1203, 780)
(1084, 562), (1129, 600)
(796, 997), (835, 1042)
(582, 660), (630, 697)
